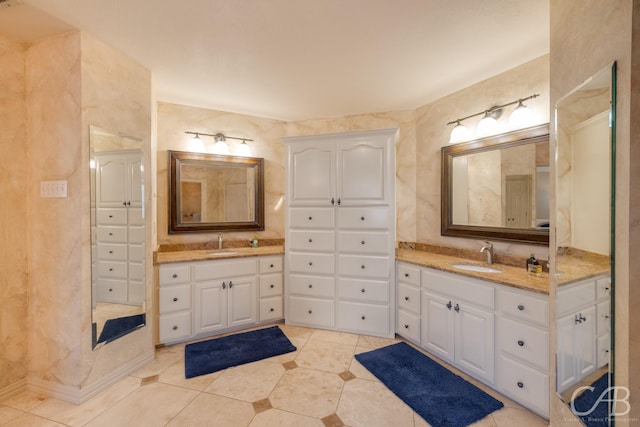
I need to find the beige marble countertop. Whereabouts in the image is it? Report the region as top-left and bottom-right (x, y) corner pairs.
(396, 248), (550, 294)
(154, 245), (285, 265)
(556, 249), (610, 286)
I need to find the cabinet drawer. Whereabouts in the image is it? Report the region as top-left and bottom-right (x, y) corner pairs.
(98, 261), (127, 279)
(338, 231), (389, 254)
(260, 273), (283, 297)
(193, 258), (257, 281)
(97, 226), (127, 243)
(338, 255), (389, 279)
(289, 208), (334, 229)
(159, 264), (191, 285)
(596, 300), (610, 335)
(259, 256), (283, 273)
(338, 278), (389, 303)
(596, 276), (611, 300)
(597, 332), (610, 368)
(289, 230), (335, 252)
(397, 282), (420, 314)
(337, 301), (389, 335)
(95, 279), (127, 301)
(260, 296), (283, 321)
(288, 252), (334, 275)
(97, 209), (127, 225)
(159, 311), (192, 343)
(498, 316), (549, 371)
(159, 285), (191, 314)
(288, 296), (334, 328)
(97, 243), (127, 261)
(338, 206), (389, 230)
(557, 279), (596, 317)
(497, 288), (549, 328)
(397, 263), (420, 286)
(288, 274), (334, 298)
(498, 355), (549, 417)
(397, 310), (420, 343)
(422, 269), (494, 309)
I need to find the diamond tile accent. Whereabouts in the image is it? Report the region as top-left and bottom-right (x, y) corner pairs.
(338, 370), (356, 382)
(282, 360), (298, 370)
(140, 375), (159, 386)
(321, 413), (345, 427)
(252, 398), (272, 414)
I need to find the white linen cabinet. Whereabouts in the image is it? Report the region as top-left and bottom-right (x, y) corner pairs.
(284, 128), (397, 338)
(94, 150), (145, 305)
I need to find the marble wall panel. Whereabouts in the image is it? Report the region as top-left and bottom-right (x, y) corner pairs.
(0, 34), (28, 393)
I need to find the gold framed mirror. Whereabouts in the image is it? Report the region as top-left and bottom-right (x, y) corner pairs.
(168, 150), (265, 233)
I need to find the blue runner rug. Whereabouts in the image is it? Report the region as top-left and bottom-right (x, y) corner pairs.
(97, 313), (146, 344)
(355, 342), (504, 427)
(184, 326), (297, 378)
(571, 372), (611, 427)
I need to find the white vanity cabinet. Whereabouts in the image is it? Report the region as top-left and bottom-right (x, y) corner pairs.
(495, 286), (550, 417)
(421, 268), (495, 385)
(158, 255), (283, 344)
(556, 274), (610, 394)
(284, 129), (397, 338)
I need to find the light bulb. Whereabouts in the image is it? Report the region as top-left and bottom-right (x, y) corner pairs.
(449, 122), (471, 144)
(212, 139), (229, 155)
(509, 101), (534, 129)
(190, 134), (205, 152)
(477, 113), (499, 137)
(237, 140), (252, 156)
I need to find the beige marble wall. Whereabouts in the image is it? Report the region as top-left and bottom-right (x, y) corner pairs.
(0, 34), (28, 394)
(549, 1), (636, 425)
(416, 55), (550, 258)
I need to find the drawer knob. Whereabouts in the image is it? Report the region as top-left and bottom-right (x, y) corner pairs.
(109, 268), (113, 271)
(173, 297), (178, 302)
(109, 250), (113, 254)
(172, 274), (178, 278)
(361, 265), (365, 269)
(361, 240), (366, 245)
(517, 340), (525, 347)
(309, 262), (313, 266)
(404, 296), (409, 301)
(270, 308), (274, 312)
(517, 381), (524, 389)
(308, 238), (313, 243)
(270, 264), (274, 268)
(109, 288), (113, 292)
(360, 216), (365, 221)
(308, 284), (313, 288)
(361, 315), (366, 320)
(361, 288), (366, 293)
(308, 310), (312, 314)
(404, 273), (409, 278)
(308, 216), (313, 220)
(109, 232), (113, 236)
(517, 304), (525, 311)
(404, 324), (409, 329)
(109, 215), (113, 218)
(270, 284), (275, 288)
(172, 325), (178, 331)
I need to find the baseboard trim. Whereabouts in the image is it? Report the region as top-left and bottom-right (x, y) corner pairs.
(26, 350), (155, 404)
(0, 378), (27, 402)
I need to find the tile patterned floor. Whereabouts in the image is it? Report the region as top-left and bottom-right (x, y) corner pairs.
(0, 324), (549, 426)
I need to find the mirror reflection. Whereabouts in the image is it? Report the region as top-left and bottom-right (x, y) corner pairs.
(168, 151), (264, 233)
(90, 126), (146, 348)
(441, 124), (550, 244)
(554, 64), (615, 426)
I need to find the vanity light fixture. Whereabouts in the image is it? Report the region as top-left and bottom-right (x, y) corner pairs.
(447, 93), (539, 143)
(184, 131), (254, 156)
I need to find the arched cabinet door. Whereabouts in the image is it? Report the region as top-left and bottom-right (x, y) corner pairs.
(337, 138), (389, 206)
(288, 140), (335, 206)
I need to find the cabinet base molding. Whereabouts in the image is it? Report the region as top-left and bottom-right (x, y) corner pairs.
(160, 319), (284, 346)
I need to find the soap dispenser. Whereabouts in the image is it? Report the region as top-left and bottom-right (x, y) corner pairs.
(526, 254), (536, 271)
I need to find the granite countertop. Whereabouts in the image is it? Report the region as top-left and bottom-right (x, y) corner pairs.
(396, 248), (549, 294)
(154, 245), (285, 265)
(555, 249), (610, 286)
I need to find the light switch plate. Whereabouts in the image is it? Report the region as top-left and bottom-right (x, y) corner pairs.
(40, 180), (68, 198)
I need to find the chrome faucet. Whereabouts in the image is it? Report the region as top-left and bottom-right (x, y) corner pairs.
(480, 241), (494, 264)
(218, 232), (223, 250)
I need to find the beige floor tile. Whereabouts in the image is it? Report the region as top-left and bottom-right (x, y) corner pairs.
(29, 376), (141, 426)
(490, 406), (548, 427)
(205, 360), (285, 402)
(295, 339), (354, 373)
(347, 356), (377, 381)
(0, 405), (24, 424)
(277, 324), (316, 340)
(1, 411), (67, 426)
(269, 367), (343, 418)
(84, 382), (198, 427)
(263, 336), (305, 364)
(249, 408), (324, 427)
(414, 412), (431, 427)
(1, 391), (48, 411)
(131, 344), (186, 378)
(355, 334), (399, 349)
(158, 358), (220, 391)
(309, 329), (359, 345)
(166, 393), (255, 427)
(336, 378), (414, 427)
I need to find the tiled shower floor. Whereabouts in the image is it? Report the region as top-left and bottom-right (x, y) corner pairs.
(0, 324), (548, 426)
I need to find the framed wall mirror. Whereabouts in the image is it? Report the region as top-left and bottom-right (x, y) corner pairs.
(90, 125), (146, 348)
(441, 124), (550, 245)
(168, 150), (264, 233)
(554, 63), (615, 425)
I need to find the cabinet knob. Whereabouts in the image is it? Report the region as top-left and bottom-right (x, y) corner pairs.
(308, 238), (313, 243)
(109, 232), (113, 236)
(337, 198), (341, 206)
(360, 216), (365, 221)
(308, 310), (313, 314)
(172, 325), (178, 331)
(361, 240), (365, 245)
(517, 340), (525, 347)
(446, 301), (452, 310)
(404, 273), (409, 278)
(309, 261), (313, 266)
(517, 381), (524, 389)
(229, 281), (233, 288)
(361, 265), (365, 269)
(270, 264), (274, 268)
(404, 296), (409, 301)
(270, 308), (274, 312)
(109, 250), (113, 254)
(361, 288), (366, 293)
(173, 297), (178, 302)
(270, 284), (275, 288)
(331, 198), (335, 205)
(222, 282), (227, 289)
(109, 288), (113, 292)
(404, 324), (409, 329)
(109, 215), (113, 218)
(308, 284), (313, 288)
(308, 216), (313, 220)
(454, 303), (460, 313)
(109, 268), (113, 271)
(361, 316), (366, 320)
(172, 274), (178, 278)
(517, 304), (525, 311)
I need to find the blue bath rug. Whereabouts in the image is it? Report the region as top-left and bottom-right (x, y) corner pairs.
(184, 326), (297, 378)
(97, 313), (146, 344)
(571, 372), (611, 427)
(355, 342), (504, 427)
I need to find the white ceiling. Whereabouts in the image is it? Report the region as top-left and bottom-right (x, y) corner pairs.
(2, 0), (549, 121)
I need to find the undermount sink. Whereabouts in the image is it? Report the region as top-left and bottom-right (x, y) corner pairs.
(206, 251), (239, 256)
(450, 263), (502, 273)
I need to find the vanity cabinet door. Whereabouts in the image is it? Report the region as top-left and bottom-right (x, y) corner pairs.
(193, 281), (227, 335)
(455, 302), (495, 384)
(421, 291), (455, 364)
(228, 276), (257, 328)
